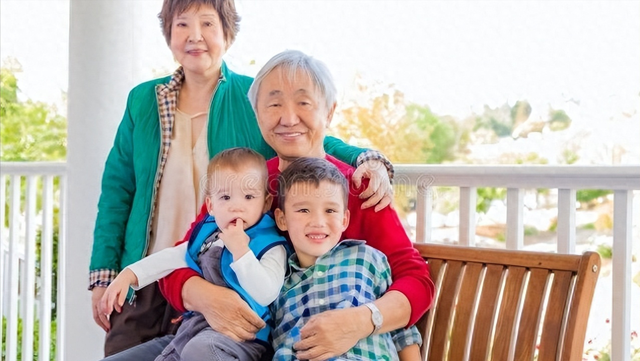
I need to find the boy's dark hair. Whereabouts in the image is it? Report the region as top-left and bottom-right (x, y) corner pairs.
(205, 147), (267, 195)
(277, 158), (348, 211)
(158, 0), (240, 47)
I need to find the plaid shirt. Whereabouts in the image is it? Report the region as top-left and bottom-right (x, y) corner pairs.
(270, 240), (422, 361)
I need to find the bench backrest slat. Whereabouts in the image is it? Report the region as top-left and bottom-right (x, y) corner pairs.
(414, 243), (600, 361)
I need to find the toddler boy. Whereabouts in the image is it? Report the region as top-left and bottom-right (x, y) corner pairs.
(101, 147), (288, 361)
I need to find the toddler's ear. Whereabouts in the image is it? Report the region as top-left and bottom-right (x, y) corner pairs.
(263, 194), (273, 213)
(205, 196), (215, 216)
(274, 208), (287, 231)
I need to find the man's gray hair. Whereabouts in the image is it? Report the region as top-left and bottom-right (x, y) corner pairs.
(248, 50), (337, 113)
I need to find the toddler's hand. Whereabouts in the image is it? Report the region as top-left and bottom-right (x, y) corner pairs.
(219, 219), (250, 260)
(100, 268), (138, 316)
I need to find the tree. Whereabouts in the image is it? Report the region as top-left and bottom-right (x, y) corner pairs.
(472, 103), (514, 139)
(1, 61), (64, 359)
(333, 79), (410, 161)
(1, 60), (67, 162)
(333, 76), (458, 164)
(510, 100), (532, 128)
(404, 105), (459, 164)
(547, 108), (572, 131)
(332, 77), (461, 219)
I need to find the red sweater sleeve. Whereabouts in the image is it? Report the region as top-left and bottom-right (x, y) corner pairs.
(328, 157), (434, 326)
(158, 203), (209, 312)
(343, 189), (435, 325)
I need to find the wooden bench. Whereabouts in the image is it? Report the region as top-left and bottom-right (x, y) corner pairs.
(414, 243), (601, 361)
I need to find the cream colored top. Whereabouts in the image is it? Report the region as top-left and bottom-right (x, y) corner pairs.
(149, 109), (210, 254)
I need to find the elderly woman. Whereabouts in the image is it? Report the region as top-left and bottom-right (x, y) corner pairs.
(154, 50), (436, 361)
(90, 0), (394, 357)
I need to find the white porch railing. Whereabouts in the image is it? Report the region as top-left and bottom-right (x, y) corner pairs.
(1, 162), (638, 361)
(395, 164), (640, 361)
(1, 162), (66, 361)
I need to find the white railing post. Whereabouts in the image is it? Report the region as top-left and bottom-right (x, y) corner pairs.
(557, 188), (576, 254)
(415, 185), (432, 243)
(39, 175), (54, 361)
(459, 187), (477, 246)
(7, 175), (21, 361)
(22, 176), (38, 361)
(506, 188), (524, 250)
(57, 174), (68, 361)
(0, 174), (5, 353)
(0, 162), (67, 360)
(611, 190), (632, 361)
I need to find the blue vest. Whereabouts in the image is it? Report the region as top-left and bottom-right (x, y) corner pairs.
(185, 213), (288, 343)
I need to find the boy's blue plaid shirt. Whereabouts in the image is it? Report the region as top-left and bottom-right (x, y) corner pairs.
(270, 240), (422, 361)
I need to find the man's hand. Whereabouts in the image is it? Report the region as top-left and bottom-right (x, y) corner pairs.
(183, 277), (265, 342)
(293, 308), (370, 361)
(352, 159), (393, 212)
(91, 287), (110, 332)
(218, 219), (250, 260)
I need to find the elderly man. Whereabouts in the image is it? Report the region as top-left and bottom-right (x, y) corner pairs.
(104, 50), (434, 361)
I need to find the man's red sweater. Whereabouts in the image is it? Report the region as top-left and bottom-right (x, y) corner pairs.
(159, 156), (435, 325)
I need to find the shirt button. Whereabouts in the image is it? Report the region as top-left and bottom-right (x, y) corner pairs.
(318, 299), (325, 305)
(316, 270), (325, 277)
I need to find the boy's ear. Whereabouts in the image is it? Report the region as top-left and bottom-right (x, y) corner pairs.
(263, 194), (273, 213)
(205, 196), (215, 216)
(342, 209), (350, 231)
(274, 208), (287, 231)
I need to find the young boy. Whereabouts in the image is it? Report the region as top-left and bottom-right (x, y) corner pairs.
(100, 147), (288, 361)
(271, 157), (423, 361)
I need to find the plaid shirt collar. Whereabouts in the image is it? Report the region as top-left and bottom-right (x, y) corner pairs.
(287, 239), (365, 272)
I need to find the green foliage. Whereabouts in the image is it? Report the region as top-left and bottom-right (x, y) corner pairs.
(1, 62), (62, 357)
(498, 152), (549, 165)
(548, 108), (572, 131)
(524, 225), (538, 236)
(404, 104), (458, 164)
(510, 100), (532, 124)
(473, 103), (514, 138)
(476, 187), (506, 213)
(596, 244), (613, 259)
(560, 148), (580, 164)
(333, 78), (461, 217)
(576, 189), (612, 205)
(334, 77), (459, 165)
(2, 317), (57, 361)
(0, 62), (67, 161)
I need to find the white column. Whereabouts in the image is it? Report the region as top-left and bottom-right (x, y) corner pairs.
(65, 1), (162, 360)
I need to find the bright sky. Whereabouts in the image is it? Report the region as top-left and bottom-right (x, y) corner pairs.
(1, 0), (639, 137)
